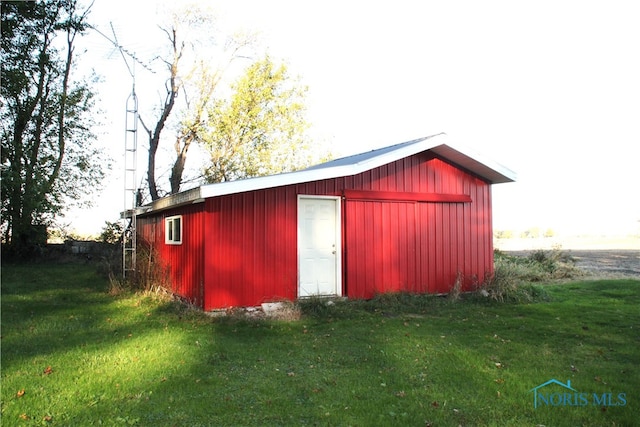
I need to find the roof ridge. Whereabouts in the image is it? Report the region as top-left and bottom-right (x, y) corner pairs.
(303, 133), (445, 171)
(133, 132), (514, 216)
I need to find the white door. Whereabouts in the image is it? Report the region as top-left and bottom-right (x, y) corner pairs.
(298, 196), (341, 297)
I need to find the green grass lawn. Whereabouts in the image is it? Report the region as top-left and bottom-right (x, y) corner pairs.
(1, 263), (639, 426)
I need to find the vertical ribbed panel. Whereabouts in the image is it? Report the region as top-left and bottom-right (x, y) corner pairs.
(137, 204), (204, 307)
(344, 155), (493, 298)
(205, 186), (300, 309)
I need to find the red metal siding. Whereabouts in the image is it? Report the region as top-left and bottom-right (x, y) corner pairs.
(140, 151), (495, 310)
(137, 204), (205, 307)
(343, 155), (493, 298)
(203, 187), (300, 309)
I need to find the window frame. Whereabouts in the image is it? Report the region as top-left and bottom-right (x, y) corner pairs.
(165, 215), (183, 245)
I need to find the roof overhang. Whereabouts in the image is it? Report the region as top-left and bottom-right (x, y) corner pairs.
(135, 133), (515, 216)
(428, 141), (516, 184)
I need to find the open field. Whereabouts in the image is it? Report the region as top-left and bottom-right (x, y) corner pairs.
(495, 235), (640, 252)
(561, 250), (639, 278)
(1, 262), (639, 426)
(505, 249), (640, 278)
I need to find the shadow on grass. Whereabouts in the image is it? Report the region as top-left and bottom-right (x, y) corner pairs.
(1, 263), (153, 370)
(2, 263), (638, 426)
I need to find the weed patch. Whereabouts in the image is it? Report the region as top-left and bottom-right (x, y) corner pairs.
(476, 249), (581, 302)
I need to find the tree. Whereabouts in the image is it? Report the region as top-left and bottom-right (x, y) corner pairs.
(1, 0), (107, 256)
(141, 6), (253, 199)
(169, 62), (218, 194)
(99, 220), (123, 244)
(124, 6), (323, 198)
(141, 22), (182, 201)
(201, 56), (314, 183)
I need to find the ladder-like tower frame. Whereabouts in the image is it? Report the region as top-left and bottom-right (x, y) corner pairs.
(123, 87), (139, 279)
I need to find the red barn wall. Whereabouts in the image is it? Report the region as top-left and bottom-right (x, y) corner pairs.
(203, 186), (300, 309)
(137, 204), (205, 307)
(342, 154), (493, 298)
(139, 152), (494, 310)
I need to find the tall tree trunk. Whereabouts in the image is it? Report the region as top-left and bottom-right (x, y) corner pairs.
(146, 27), (182, 201)
(147, 130), (160, 201)
(47, 20), (76, 194)
(169, 134), (192, 194)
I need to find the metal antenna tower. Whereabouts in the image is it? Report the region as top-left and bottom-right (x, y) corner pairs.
(123, 84), (139, 279)
(93, 23), (154, 279)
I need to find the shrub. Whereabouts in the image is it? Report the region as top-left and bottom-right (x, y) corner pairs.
(132, 244), (171, 292)
(526, 248), (582, 279)
(476, 248), (583, 303)
(479, 264), (550, 303)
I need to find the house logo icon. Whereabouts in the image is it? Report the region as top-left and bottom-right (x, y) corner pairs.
(529, 379), (627, 409)
(529, 379), (577, 409)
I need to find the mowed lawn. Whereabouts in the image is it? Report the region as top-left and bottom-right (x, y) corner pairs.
(1, 263), (639, 426)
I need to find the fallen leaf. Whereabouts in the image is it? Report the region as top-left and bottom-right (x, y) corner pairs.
(16, 389), (25, 398)
(431, 401), (439, 408)
(494, 362), (503, 369)
(20, 413), (29, 420)
(287, 372), (295, 377)
(43, 366), (53, 375)
(43, 415), (53, 422)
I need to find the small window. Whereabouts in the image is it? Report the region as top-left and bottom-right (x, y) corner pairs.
(165, 215), (182, 245)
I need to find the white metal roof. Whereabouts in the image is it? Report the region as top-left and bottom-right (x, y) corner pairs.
(139, 133), (516, 214)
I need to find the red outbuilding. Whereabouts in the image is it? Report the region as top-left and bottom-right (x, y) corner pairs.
(135, 134), (515, 310)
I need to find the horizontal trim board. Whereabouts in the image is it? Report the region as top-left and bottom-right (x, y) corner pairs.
(343, 190), (472, 203)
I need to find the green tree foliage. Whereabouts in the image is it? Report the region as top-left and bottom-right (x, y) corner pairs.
(99, 220), (124, 244)
(1, 0), (107, 256)
(201, 56), (315, 183)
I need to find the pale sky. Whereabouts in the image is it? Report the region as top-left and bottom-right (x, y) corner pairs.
(69, 0), (640, 238)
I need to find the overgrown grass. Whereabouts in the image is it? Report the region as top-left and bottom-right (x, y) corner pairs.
(1, 262), (639, 426)
(476, 249), (583, 303)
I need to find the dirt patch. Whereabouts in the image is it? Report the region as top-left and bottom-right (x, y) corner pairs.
(505, 249), (640, 279)
(569, 250), (640, 278)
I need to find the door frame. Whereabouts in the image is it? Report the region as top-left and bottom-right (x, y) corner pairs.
(297, 195), (342, 297)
